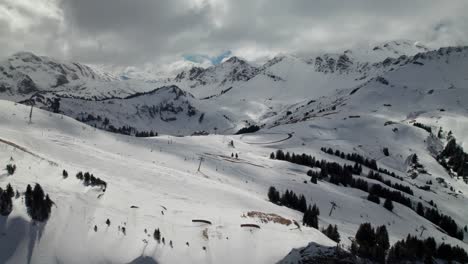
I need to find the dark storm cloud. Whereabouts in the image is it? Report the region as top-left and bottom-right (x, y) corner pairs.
(1, 0), (468, 66)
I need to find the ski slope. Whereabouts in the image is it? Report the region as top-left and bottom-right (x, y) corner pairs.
(0, 41), (468, 263)
(1, 82), (468, 263)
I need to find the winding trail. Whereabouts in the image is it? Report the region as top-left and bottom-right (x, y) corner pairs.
(240, 133), (293, 145)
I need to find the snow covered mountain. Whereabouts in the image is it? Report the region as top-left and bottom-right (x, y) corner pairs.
(1, 41), (468, 263)
(0, 52), (160, 100)
(26, 85), (236, 135)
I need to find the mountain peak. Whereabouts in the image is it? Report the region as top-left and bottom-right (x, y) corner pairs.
(223, 56), (247, 65)
(10, 51), (43, 62)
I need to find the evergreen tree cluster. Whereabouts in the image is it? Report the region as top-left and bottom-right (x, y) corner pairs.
(268, 187), (319, 228)
(76, 171), (107, 189)
(135, 130), (158, 137)
(271, 149), (361, 186)
(351, 223), (390, 263)
(109, 125), (157, 137)
(107, 125), (135, 136)
(367, 171), (413, 195)
(25, 184), (53, 221)
(302, 204), (320, 228)
(77, 113), (102, 123)
(306, 170), (319, 184)
(413, 122), (432, 134)
(321, 147), (377, 170)
(320, 147), (403, 180)
(235, 125), (260, 135)
(321, 224), (340, 243)
(268, 187), (307, 212)
(369, 184), (412, 209)
(78, 115), (159, 137)
(6, 164), (16, 175)
(383, 198), (394, 211)
(367, 193), (380, 204)
(437, 137), (468, 179)
(271, 149), (464, 241)
(387, 235), (468, 263)
(271, 150), (410, 199)
(0, 184), (14, 216)
(416, 202), (464, 240)
(62, 169), (68, 179)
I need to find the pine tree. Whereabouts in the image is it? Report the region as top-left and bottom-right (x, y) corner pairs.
(383, 198), (394, 211)
(6, 164), (16, 175)
(154, 228), (161, 243)
(0, 189), (13, 216)
(332, 225), (340, 243)
(299, 195), (307, 213)
(417, 202), (425, 216)
(268, 186), (280, 204)
(375, 225), (390, 251)
(62, 170), (68, 179)
(367, 193), (380, 204)
(25, 184), (33, 208)
(322, 224), (340, 243)
(5, 184), (14, 198)
(303, 204), (319, 229)
(383, 148), (390, 156)
(311, 175), (318, 184)
(106, 219), (111, 226)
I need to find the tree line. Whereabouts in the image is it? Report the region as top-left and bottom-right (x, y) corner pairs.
(76, 171), (107, 190)
(351, 223), (390, 263)
(235, 125), (260, 135)
(388, 234), (468, 263)
(437, 137), (468, 181)
(268, 187), (319, 228)
(352, 222), (468, 263)
(368, 171), (413, 195)
(77, 113), (158, 137)
(417, 201), (464, 240)
(270, 149), (464, 240)
(320, 147), (403, 180)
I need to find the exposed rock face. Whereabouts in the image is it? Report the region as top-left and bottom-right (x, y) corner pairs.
(16, 73), (38, 94)
(279, 243), (360, 264)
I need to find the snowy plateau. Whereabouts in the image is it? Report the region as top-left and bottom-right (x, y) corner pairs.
(0, 40), (468, 263)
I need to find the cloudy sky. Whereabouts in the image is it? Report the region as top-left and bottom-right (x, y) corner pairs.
(1, 0), (468, 68)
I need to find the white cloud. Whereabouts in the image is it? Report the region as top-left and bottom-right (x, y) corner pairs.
(1, 0), (467, 67)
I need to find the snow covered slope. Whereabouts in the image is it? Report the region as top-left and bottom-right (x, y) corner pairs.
(27, 85), (237, 135)
(0, 100), (337, 263)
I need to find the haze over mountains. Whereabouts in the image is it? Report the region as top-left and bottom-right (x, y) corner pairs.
(1, 39), (468, 263)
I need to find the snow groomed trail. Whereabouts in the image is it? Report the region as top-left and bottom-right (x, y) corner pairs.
(240, 133), (293, 145)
